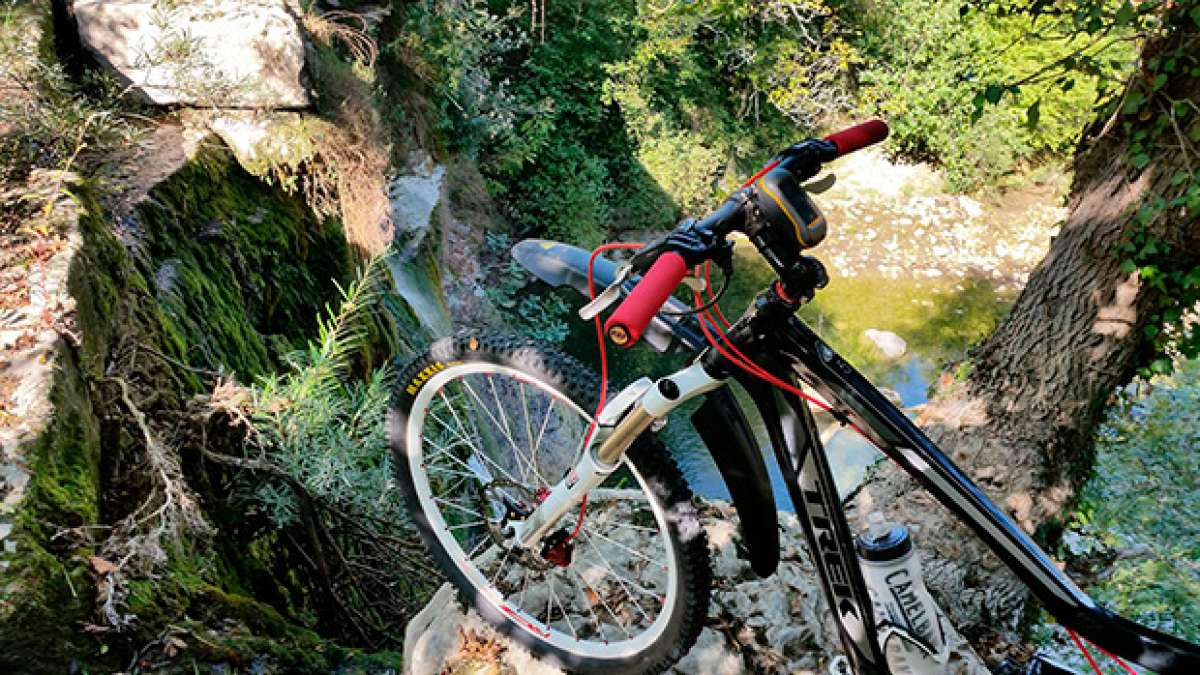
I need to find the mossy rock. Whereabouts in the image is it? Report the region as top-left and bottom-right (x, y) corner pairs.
(0, 343), (103, 673)
(132, 141), (351, 382)
(1, 138), (362, 672)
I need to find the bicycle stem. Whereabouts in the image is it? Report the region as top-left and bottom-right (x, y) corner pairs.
(513, 361), (724, 550)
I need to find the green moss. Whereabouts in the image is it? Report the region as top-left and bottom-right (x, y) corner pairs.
(2, 140), (359, 671)
(0, 345), (102, 672)
(133, 143), (350, 381)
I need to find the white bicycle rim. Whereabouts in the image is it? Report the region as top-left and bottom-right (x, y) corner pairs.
(405, 361), (681, 659)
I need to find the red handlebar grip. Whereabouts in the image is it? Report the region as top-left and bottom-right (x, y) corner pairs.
(604, 252), (689, 348)
(824, 119), (889, 157)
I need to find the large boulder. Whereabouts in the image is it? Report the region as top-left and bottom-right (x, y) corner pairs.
(71, 0), (310, 108)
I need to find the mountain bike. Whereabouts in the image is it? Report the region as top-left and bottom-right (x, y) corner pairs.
(388, 121), (1200, 674)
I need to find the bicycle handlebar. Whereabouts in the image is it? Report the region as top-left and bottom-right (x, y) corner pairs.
(604, 120), (889, 348)
(604, 251), (688, 347)
(823, 119), (889, 158)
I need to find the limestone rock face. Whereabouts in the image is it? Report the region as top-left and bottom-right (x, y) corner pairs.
(72, 0), (310, 108)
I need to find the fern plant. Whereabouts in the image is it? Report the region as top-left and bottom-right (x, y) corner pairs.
(206, 255), (437, 645)
(245, 255), (406, 527)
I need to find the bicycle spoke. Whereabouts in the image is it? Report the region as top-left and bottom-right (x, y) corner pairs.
(426, 465), (479, 481)
(580, 534), (657, 625)
(447, 520), (486, 532)
(567, 568), (612, 640)
(466, 536), (491, 560)
(584, 527), (663, 567)
(462, 377), (549, 486)
(600, 521), (660, 535)
(423, 436), (493, 481)
(520, 382), (542, 475)
(428, 406), (522, 486)
(533, 395), (554, 462)
(434, 496), (486, 520)
(572, 567), (632, 639)
(490, 546), (514, 588)
(548, 574), (577, 639)
(487, 376), (519, 465)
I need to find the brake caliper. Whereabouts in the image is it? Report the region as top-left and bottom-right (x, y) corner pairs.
(540, 528), (574, 568)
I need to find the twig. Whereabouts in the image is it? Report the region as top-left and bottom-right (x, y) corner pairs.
(1158, 99), (1197, 173)
(137, 344), (223, 378)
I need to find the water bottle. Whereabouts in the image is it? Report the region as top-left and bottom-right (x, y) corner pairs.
(855, 512), (946, 654)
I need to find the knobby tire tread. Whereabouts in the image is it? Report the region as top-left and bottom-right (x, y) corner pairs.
(390, 331), (711, 675)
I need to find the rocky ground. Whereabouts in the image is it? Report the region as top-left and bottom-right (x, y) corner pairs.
(405, 501), (990, 675)
(0, 169), (81, 554)
(814, 149), (1066, 292)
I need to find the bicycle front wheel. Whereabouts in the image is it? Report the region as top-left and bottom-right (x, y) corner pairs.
(389, 334), (710, 674)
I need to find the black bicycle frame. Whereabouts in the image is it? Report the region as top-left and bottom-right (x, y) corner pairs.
(722, 303), (1200, 674)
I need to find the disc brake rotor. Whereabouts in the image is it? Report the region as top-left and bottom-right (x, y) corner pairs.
(476, 479), (557, 571)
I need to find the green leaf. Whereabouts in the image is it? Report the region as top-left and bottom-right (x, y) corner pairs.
(1171, 171), (1190, 186)
(1123, 91), (1146, 115)
(1144, 325), (1159, 339)
(1132, 153), (1151, 169)
(1120, 259), (1138, 274)
(1184, 269), (1200, 289)
(1025, 99), (1042, 129)
(1151, 73), (1168, 91)
(984, 84), (1004, 104)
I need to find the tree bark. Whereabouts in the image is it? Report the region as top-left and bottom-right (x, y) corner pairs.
(854, 18), (1200, 647)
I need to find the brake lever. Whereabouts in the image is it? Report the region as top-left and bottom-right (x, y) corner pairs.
(802, 173), (837, 194)
(579, 264), (632, 320)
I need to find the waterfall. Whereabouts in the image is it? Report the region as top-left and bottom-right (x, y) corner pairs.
(386, 160), (452, 339)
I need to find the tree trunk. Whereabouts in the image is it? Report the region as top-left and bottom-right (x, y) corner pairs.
(854, 18), (1200, 646)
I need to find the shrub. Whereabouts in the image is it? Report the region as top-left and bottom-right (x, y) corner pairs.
(390, 0), (858, 244)
(850, 0), (1132, 191)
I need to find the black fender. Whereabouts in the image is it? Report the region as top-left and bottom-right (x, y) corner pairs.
(691, 386), (779, 578)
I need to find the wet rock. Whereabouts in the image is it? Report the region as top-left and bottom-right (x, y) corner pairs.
(389, 155), (447, 257)
(73, 0), (309, 108)
(864, 329), (908, 359)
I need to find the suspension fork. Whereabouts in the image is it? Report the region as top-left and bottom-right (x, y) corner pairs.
(512, 360), (724, 550)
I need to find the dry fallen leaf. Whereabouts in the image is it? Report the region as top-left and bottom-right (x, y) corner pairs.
(88, 556), (116, 576)
(163, 636), (187, 658)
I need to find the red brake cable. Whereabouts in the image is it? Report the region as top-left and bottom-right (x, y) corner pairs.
(575, 242), (645, 541)
(1068, 628), (1137, 675)
(694, 262), (879, 444)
